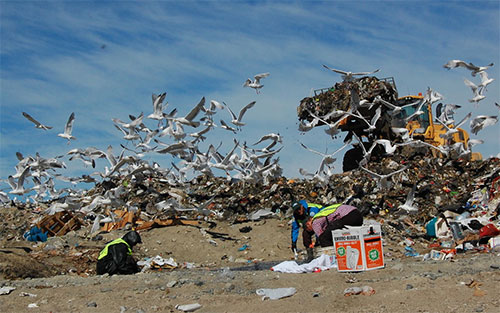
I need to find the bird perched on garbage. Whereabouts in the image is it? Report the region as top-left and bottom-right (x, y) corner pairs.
(243, 73), (270, 94)
(22, 112), (53, 130)
(397, 184), (418, 213)
(322, 64), (379, 82)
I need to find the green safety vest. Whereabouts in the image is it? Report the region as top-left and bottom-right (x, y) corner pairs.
(98, 238), (132, 260)
(312, 203), (342, 220)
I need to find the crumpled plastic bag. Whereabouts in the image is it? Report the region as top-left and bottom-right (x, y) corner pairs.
(256, 287), (296, 300)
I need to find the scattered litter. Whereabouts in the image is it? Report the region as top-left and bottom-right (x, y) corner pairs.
(256, 287), (296, 300)
(343, 286), (375, 296)
(175, 303), (202, 312)
(138, 255), (178, 271)
(271, 254), (336, 273)
(19, 292), (37, 297)
(0, 286), (16, 295)
(28, 303), (39, 308)
(238, 244), (249, 251)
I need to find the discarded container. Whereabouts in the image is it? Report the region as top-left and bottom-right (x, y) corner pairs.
(332, 225), (384, 272)
(488, 236), (500, 251)
(479, 224), (500, 238)
(449, 222), (465, 241)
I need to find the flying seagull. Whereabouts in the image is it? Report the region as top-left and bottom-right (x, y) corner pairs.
(470, 115), (498, 135)
(57, 112), (76, 144)
(322, 64), (379, 82)
(243, 73), (270, 94)
(223, 101), (256, 130)
(22, 112), (53, 130)
(443, 59), (494, 76)
(360, 165), (408, 190)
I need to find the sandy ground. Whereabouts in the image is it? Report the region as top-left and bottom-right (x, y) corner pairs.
(1, 218), (500, 313)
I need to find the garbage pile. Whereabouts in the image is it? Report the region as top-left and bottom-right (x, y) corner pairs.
(3, 154), (498, 238)
(297, 76), (398, 124)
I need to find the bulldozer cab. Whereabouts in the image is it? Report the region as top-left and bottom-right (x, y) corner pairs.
(392, 95), (430, 136)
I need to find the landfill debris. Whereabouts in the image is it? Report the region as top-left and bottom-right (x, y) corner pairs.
(0, 286), (16, 295)
(175, 303), (202, 312)
(271, 254), (336, 273)
(23, 226), (48, 242)
(138, 255), (178, 271)
(256, 287), (297, 300)
(36, 211), (81, 237)
(343, 286), (375, 296)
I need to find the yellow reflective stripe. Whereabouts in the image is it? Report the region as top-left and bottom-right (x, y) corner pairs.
(98, 238), (132, 260)
(307, 203), (323, 209)
(312, 204), (342, 220)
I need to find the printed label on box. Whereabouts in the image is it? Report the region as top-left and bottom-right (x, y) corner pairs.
(333, 225), (384, 272)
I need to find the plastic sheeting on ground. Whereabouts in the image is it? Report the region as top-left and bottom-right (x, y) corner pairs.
(270, 254), (337, 273)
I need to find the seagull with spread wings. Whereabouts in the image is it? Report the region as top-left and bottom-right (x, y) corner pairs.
(57, 112), (76, 144)
(223, 101), (256, 130)
(243, 73), (270, 94)
(443, 59), (494, 76)
(470, 115), (498, 135)
(22, 112), (53, 130)
(322, 64), (379, 82)
(360, 165), (407, 190)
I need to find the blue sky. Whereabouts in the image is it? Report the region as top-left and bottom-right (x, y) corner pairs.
(1, 1), (499, 195)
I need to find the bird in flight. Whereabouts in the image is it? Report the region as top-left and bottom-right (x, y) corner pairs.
(223, 101), (256, 130)
(22, 112), (53, 130)
(322, 64), (379, 81)
(243, 73), (270, 94)
(57, 112), (76, 144)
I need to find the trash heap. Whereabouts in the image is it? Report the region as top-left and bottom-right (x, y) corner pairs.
(3, 155), (498, 239)
(297, 76), (397, 124)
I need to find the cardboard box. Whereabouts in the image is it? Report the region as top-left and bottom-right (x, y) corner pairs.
(332, 225), (384, 272)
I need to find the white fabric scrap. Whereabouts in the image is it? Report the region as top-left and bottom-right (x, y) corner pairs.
(270, 254), (336, 273)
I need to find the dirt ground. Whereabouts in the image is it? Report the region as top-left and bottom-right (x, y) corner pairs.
(1, 217), (500, 313)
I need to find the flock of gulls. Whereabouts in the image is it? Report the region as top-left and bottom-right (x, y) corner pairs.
(1, 60), (499, 216)
(2, 73), (278, 207)
(296, 60), (498, 213)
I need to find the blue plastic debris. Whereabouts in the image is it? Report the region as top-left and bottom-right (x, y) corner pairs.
(238, 244), (249, 251)
(23, 226), (48, 242)
(404, 246), (419, 257)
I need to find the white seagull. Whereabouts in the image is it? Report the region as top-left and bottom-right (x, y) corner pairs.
(322, 64), (379, 82)
(223, 101), (256, 130)
(172, 97), (205, 127)
(443, 60), (494, 76)
(22, 112), (53, 130)
(463, 78), (486, 105)
(57, 112), (76, 143)
(360, 165), (407, 190)
(397, 184), (418, 213)
(478, 71), (494, 90)
(243, 73), (270, 94)
(470, 115), (498, 135)
(147, 92), (167, 120)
